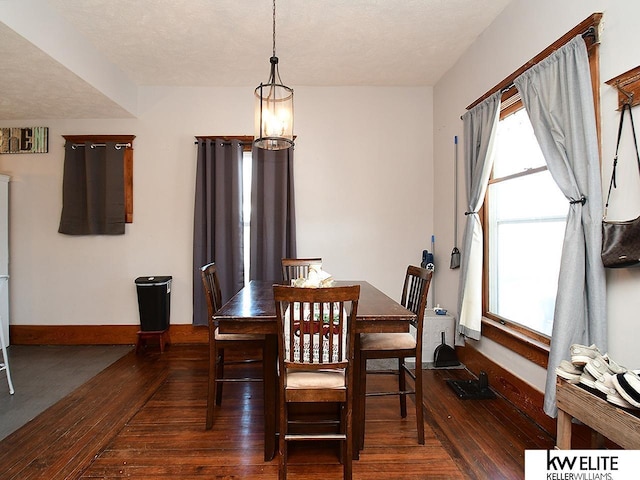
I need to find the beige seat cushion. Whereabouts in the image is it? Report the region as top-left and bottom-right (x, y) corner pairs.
(359, 332), (416, 351)
(214, 328), (263, 341)
(285, 369), (346, 389)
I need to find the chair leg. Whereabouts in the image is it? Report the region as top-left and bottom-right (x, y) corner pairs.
(345, 399), (353, 480)
(206, 340), (217, 430)
(398, 357), (407, 418)
(216, 348), (224, 406)
(414, 358), (425, 444)
(357, 354), (367, 453)
(338, 403), (345, 464)
(279, 400), (288, 480)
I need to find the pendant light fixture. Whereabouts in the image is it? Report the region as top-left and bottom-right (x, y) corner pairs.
(254, 0), (294, 150)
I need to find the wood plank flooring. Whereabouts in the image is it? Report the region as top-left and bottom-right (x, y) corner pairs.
(0, 344), (557, 479)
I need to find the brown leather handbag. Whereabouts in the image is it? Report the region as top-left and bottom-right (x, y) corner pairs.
(602, 102), (640, 268)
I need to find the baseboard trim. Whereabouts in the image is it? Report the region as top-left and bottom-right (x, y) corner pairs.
(10, 324), (209, 346)
(456, 343), (556, 437)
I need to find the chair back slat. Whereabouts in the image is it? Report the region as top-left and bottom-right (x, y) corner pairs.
(274, 285), (359, 369)
(201, 263), (223, 326)
(400, 266), (432, 334)
(281, 258), (323, 284)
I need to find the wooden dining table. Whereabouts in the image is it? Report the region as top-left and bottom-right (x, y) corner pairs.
(213, 280), (416, 461)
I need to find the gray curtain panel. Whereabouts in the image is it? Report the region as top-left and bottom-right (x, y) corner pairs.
(250, 146), (297, 282)
(514, 35), (606, 417)
(58, 141), (125, 235)
(193, 139), (244, 326)
(456, 92), (501, 345)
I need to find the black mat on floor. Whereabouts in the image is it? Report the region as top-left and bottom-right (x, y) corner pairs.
(446, 378), (496, 400)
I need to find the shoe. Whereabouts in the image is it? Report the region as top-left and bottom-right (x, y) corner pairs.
(585, 353), (626, 381)
(596, 371), (640, 410)
(579, 369), (597, 389)
(555, 360), (583, 384)
(612, 371), (640, 408)
(594, 370), (615, 395)
(607, 390), (638, 409)
(570, 344), (601, 366)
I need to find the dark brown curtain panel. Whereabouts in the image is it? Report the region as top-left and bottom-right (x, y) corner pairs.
(250, 146), (297, 282)
(193, 138), (244, 325)
(58, 141), (125, 235)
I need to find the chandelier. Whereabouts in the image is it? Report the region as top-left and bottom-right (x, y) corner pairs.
(254, 0), (294, 150)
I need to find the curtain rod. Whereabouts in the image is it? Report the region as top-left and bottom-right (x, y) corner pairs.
(70, 142), (131, 149)
(493, 27), (598, 99)
(463, 17), (601, 116)
(193, 140), (253, 145)
(497, 26), (598, 96)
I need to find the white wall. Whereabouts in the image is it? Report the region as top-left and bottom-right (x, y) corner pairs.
(0, 86), (432, 329)
(433, 0), (640, 392)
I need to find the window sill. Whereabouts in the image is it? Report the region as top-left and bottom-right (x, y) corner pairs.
(481, 317), (550, 369)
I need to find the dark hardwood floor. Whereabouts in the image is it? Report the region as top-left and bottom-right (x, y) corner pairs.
(0, 344), (557, 479)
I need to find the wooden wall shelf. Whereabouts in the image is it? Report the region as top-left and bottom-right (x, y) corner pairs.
(606, 66), (640, 110)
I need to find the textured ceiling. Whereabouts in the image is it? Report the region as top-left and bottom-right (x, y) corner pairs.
(0, 0), (512, 120)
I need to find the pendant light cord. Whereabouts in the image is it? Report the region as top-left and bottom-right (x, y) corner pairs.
(272, 0), (277, 58)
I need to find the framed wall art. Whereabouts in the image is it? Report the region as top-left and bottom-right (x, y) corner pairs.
(0, 127), (49, 154)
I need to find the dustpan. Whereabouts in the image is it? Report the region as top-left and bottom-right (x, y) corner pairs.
(450, 247), (460, 269)
(433, 331), (460, 368)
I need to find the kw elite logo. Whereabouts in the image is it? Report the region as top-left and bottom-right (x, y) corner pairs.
(545, 450), (617, 480)
(524, 450), (640, 480)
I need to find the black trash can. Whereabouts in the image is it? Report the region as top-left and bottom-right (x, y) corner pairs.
(135, 276), (172, 331)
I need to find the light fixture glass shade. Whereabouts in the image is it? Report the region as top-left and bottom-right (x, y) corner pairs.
(254, 59), (294, 150)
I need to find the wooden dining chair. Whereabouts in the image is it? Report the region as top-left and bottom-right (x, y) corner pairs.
(281, 257), (323, 284)
(356, 265), (432, 450)
(273, 284), (360, 480)
(200, 263), (265, 430)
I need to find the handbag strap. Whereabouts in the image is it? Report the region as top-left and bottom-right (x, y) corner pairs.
(605, 101), (640, 218)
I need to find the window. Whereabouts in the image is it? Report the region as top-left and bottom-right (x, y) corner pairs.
(485, 108), (567, 338)
(466, 14), (602, 365)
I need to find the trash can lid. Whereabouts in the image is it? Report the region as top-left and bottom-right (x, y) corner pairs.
(135, 276), (172, 286)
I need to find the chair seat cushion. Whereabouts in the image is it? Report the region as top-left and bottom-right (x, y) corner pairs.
(286, 369), (346, 389)
(214, 328), (264, 341)
(360, 332), (416, 351)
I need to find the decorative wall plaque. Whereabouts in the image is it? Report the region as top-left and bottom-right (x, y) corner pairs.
(0, 127), (49, 154)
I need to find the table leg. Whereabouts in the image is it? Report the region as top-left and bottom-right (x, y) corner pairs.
(263, 334), (278, 461)
(353, 334), (362, 459)
(556, 409), (572, 449)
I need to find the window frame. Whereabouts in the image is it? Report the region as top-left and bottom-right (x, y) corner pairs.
(480, 103), (551, 346)
(467, 14), (602, 369)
